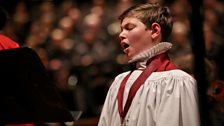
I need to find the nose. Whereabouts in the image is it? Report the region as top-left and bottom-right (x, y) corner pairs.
(119, 31), (126, 41)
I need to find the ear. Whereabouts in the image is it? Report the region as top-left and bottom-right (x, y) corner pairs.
(151, 23), (161, 40)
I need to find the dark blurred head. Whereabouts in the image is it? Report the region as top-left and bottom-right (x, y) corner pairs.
(0, 7), (8, 30)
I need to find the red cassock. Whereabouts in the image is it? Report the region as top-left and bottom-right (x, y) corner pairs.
(0, 34), (20, 50)
(0, 34), (34, 126)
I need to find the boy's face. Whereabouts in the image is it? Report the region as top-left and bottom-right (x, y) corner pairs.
(119, 17), (154, 60)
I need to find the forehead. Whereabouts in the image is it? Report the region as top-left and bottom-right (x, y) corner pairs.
(121, 17), (143, 26)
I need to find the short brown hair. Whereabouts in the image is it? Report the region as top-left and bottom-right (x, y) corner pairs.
(119, 3), (173, 41)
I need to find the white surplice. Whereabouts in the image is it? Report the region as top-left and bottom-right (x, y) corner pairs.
(98, 42), (200, 126)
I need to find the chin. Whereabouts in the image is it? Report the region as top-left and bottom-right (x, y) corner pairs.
(128, 55), (134, 61)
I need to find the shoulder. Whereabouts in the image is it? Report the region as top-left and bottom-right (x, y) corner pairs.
(153, 69), (194, 78)
(166, 69), (194, 78)
(149, 70), (198, 96)
(108, 71), (131, 88)
(150, 69), (196, 84)
(114, 71), (131, 81)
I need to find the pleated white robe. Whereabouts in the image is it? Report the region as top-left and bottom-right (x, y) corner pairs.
(98, 69), (200, 126)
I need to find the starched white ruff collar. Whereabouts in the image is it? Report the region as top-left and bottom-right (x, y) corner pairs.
(128, 42), (172, 69)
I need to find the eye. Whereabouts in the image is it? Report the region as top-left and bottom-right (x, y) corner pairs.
(124, 24), (135, 31)
(125, 26), (133, 31)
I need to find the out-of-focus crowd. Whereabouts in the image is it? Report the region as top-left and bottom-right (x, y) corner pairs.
(1, 0), (224, 124)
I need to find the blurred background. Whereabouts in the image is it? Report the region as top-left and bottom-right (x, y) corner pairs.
(0, 0), (224, 125)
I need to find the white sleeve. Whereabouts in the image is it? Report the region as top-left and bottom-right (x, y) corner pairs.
(156, 75), (200, 126)
(98, 87), (112, 126)
(98, 73), (125, 126)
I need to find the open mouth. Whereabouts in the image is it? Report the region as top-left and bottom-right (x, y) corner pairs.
(121, 42), (129, 49)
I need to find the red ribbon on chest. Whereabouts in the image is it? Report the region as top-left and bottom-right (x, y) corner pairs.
(117, 53), (176, 121)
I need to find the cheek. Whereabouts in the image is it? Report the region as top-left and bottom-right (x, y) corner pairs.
(128, 30), (144, 43)
(127, 33), (145, 56)
(128, 29), (150, 49)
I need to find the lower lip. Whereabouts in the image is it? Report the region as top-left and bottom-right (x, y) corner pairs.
(123, 48), (129, 54)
